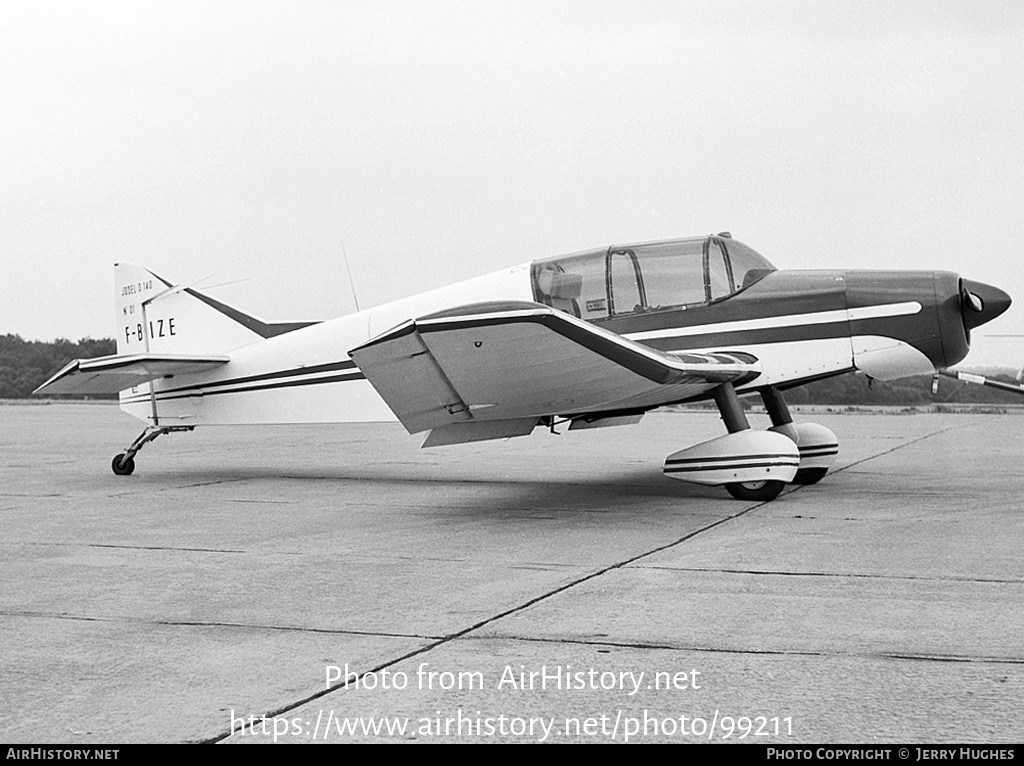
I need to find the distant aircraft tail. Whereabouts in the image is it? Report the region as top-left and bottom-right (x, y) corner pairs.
(114, 263), (317, 356)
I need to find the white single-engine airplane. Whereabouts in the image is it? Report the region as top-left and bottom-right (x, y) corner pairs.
(36, 233), (1011, 501)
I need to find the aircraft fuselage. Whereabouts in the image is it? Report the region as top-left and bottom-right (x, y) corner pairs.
(117, 236), (1009, 428)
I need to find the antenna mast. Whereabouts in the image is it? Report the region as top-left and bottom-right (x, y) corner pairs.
(340, 240), (361, 312)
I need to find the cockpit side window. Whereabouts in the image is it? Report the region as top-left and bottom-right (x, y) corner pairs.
(532, 250), (607, 320)
(629, 240), (706, 311)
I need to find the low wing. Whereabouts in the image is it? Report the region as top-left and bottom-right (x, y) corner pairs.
(33, 353), (230, 396)
(349, 301), (761, 440)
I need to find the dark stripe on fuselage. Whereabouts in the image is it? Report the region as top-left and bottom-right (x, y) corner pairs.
(144, 267), (320, 339)
(604, 272), (933, 355)
(146, 359), (359, 398)
(122, 361), (363, 404)
(640, 322), (852, 353)
(595, 270), (850, 337)
(122, 369), (366, 405)
(183, 288), (321, 338)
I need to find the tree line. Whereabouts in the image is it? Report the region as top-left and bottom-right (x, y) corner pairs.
(1, 334), (116, 399)
(1, 333), (1021, 405)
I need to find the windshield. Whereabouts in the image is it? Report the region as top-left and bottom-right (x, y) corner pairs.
(720, 238), (776, 294)
(531, 236), (775, 319)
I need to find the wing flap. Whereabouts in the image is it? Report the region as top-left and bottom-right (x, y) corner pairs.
(350, 302), (760, 434)
(33, 354), (230, 395)
(422, 418), (541, 447)
(346, 323), (472, 434)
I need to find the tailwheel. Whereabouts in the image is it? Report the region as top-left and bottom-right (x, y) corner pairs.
(111, 453), (136, 476)
(725, 480), (785, 502)
(109, 424), (193, 476)
(792, 467), (828, 485)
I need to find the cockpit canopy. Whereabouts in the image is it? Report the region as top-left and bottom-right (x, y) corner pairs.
(531, 235), (776, 320)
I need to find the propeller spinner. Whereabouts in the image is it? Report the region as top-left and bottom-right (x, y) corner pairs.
(960, 279), (1012, 333)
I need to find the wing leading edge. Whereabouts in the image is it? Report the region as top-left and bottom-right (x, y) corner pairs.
(349, 301), (761, 444)
(33, 354), (230, 396)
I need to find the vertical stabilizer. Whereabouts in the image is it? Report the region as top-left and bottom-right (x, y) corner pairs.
(113, 263), (317, 356)
(114, 263), (167, 355)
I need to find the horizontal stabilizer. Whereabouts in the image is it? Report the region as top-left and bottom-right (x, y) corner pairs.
(33, 354), (230, 395)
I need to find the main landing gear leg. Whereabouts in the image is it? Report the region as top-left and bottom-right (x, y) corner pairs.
(712, 381), (750, 435)
(760, 386), (838, 485)
(662, 382), (798, 501)
(713, 383), (787, 502)
(111, 425), (194, 476)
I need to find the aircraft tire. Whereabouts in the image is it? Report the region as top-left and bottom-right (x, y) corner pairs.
(111, 454), (136, 476)
(791, 467), (828, 485)
(725, 480), (785, 502)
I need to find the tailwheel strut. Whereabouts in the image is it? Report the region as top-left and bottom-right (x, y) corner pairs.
(111, 425), (194, 476)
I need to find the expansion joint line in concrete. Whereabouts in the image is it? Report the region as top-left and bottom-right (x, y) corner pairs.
(480, 633), (1024, 666)
(0, 610), (438, 641)
(825, 418), (994, 476)
(203, 495), (777, 742)
(632, 566), (1024, 585)
(202, 418), (994, 744)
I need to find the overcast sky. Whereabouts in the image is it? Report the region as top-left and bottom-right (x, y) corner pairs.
(2, 0), (1022, 367)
